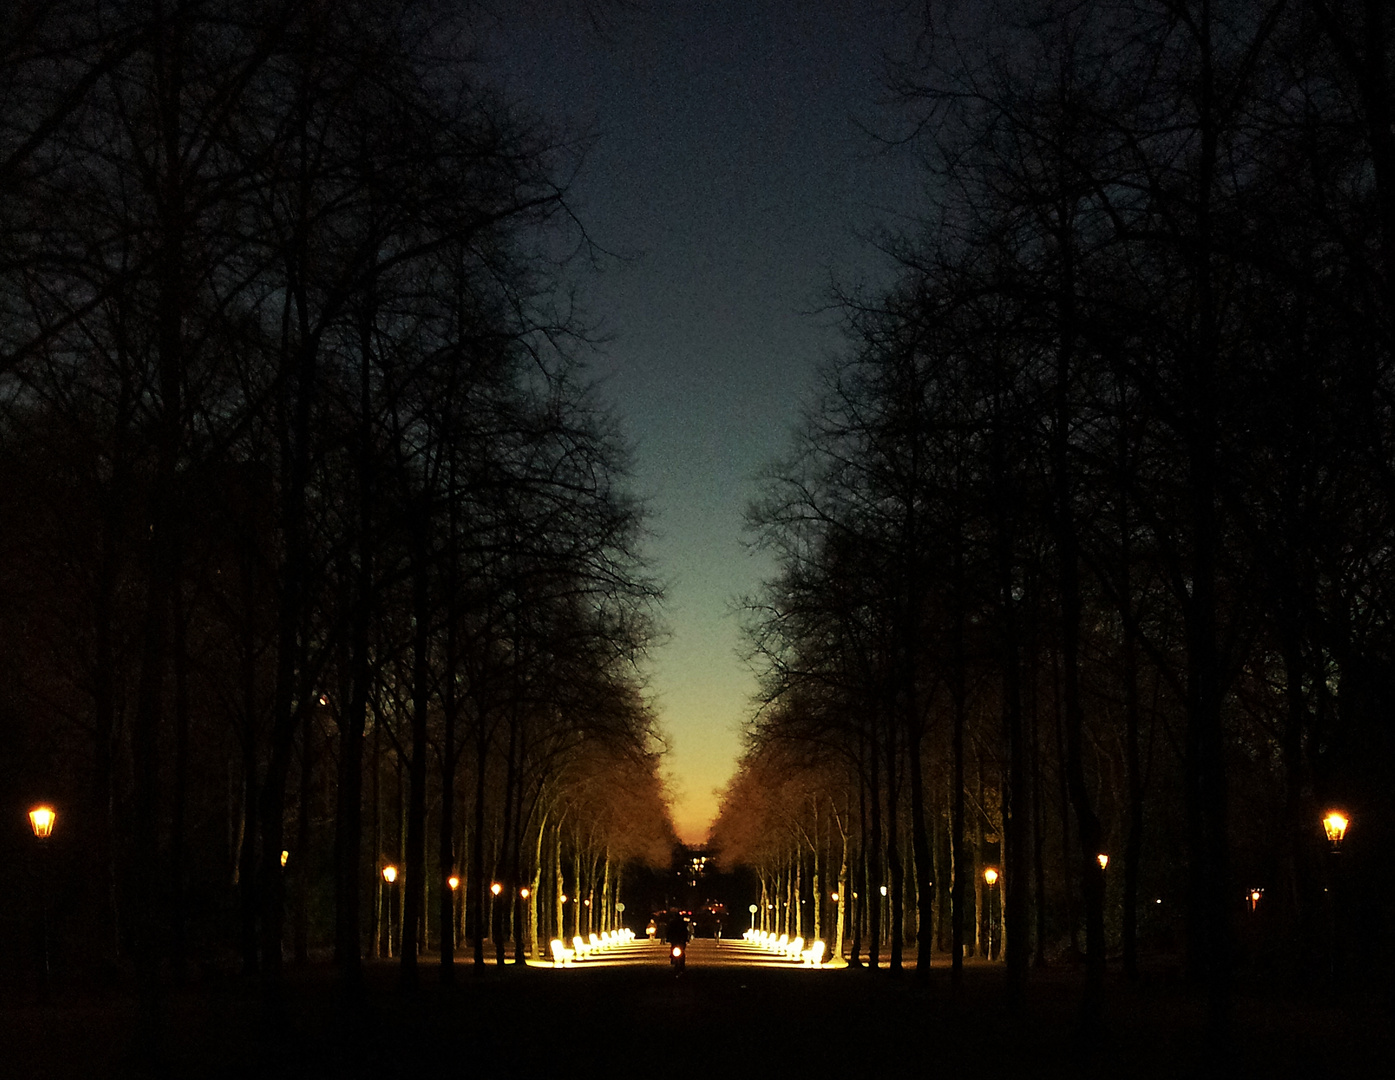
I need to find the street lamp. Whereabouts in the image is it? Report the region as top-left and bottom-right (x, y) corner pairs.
(519, 886), (530, 899)
(1248, 888), (1262, 913)
(749, 903), (758, 931)
(1322, 811), (1349, 852)
(448, 875), (460, 891)
(830, 892), (839, 903)
(879, 885), (888, 897)
(280, 849), (289, 868)
(29, 806), (55, 840)
(381, 865), (398, 958)
(490, 881), (502, 897)
(28, 806), (55, 985)
(1322, 810), (1349, 987)
(982, 867), (1000, 960)
(1097, 853), (1109, 871)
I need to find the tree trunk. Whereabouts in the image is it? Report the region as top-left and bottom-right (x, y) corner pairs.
(950, 587), (967, 989)
(867, 718), (883, 970)
(471, 739), (488, 967)
(292, 703), (312, 965)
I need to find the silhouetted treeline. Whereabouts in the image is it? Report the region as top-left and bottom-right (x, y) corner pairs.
(716, 0), (1392, 1039)
(0, 0), (673, 1011)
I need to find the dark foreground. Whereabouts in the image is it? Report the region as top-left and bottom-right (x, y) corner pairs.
(4, 942), (1389, 1080)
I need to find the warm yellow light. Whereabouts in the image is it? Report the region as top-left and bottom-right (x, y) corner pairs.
(879, 885), (888, 897)
(318, 694), (329, 706)
(490, 882), (502, 896)
(1322, 812), (1349, 847)
(830, 892), (839, 903)
(382, 865), (397, 884)
(560, 894), (569, 903)
(448, 875), (460, 891)
(584, 898), (591, 906)
(28, 806), (55, 840)
(983, 867), (999, 886)
(1097, 853), (1109, 871)
(520, 886), (531, 899)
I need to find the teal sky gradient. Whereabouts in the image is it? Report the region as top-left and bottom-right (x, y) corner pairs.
(485, 1), (921, 843)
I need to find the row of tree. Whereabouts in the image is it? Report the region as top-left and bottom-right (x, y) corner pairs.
(0, 0), (674, 1021)
(714, 0), (1393, 1041)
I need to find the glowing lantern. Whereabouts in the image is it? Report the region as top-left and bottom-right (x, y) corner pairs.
(1322, 812), (1349, 850)
(1097, 853), (1109, 871)
(448, 875), (460, 891)
(983, 867), (999, 886)
(382, 865), (397, 884)
(28, 806), (55, 840)
(280, 849), (289, 868)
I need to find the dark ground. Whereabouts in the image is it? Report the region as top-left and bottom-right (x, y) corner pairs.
(3, 941), (1389, 1080)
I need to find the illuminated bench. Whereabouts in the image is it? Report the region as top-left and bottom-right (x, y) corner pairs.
(801, 940), (825, 965)
(550, 938), (575, 966)
(573, 935), (593, 958)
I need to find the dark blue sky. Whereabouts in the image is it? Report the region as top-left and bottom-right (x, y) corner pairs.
(482, 0), (927, 841)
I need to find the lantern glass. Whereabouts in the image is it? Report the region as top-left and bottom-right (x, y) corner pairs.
(29, 806), (56, 840)
(983, 867), (999, 886)
(382, 865), (397, 884)
(1322, 812), (1348, 846)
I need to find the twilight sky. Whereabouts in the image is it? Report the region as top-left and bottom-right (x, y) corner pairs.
(482, 1), (926, 843)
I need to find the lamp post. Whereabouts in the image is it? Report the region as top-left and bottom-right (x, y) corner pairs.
(1322, 810), (1349, 987)
(983, 867), (999, 960)
(749, 903), (758, 932)
(29, 806), (55, 986)
(382, 865), (398, 958)
(515, 887), (532, 962)
(448, 875), (460, 947)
